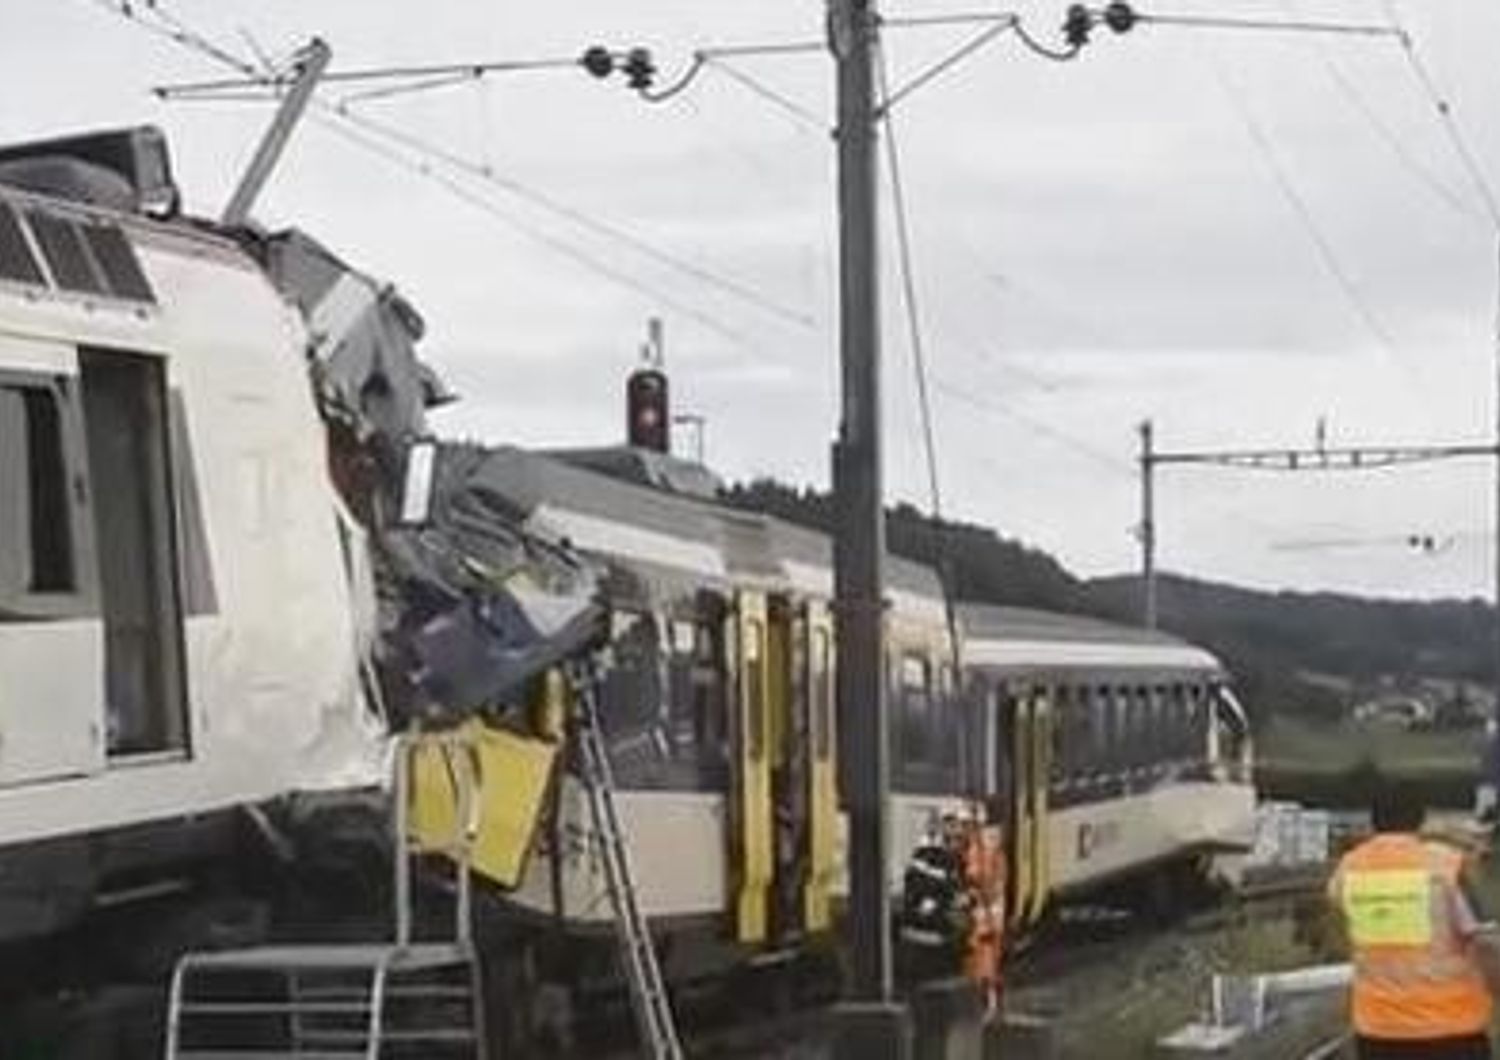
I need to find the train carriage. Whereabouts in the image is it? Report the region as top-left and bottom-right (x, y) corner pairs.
(0, 135), (379, 956)
(958, 606), (1256, 926)
(428, 443), (1256, 993)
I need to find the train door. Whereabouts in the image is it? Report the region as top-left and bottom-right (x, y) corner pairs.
(79, 349), (188, 757)
(730, 590), (773, 944)
(801, 600), (837, 935)
(763, 596), (836, 943)
(1004, 685), (1053, 930)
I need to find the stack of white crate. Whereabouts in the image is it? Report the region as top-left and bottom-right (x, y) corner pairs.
(1249, 801), (1331, 867)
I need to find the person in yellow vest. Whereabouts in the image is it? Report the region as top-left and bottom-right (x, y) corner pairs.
(1329, 779), (1498, 1059)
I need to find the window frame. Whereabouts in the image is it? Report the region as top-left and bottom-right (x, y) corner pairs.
(0, 367), (94, 621)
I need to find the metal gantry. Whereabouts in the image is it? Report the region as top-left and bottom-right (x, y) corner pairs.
(1137, 421), (1500, 712)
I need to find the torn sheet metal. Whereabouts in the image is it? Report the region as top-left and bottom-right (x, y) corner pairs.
(253, 228), (602, 725)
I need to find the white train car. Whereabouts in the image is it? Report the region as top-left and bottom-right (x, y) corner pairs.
(959, 605), (1256, 922)
(0, 129), (381, 958)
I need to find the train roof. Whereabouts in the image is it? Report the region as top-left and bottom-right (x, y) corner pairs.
(958, 604), (1223, 674)
(440, 443), (944, 602)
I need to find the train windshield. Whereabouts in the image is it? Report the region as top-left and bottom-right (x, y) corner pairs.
(1211, 684), (1252, 779)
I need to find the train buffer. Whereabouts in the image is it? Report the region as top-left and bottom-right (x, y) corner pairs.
(163, 733), (487, 1059)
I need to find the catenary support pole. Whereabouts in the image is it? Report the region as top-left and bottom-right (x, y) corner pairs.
(221, 38), (331, 226)
(829, 0), (909, 1056)
(1140, 419), (1157, 629)
(1493, 239), (1500, 729)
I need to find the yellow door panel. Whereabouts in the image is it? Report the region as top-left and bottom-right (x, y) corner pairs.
(1010, 693), (1033, 929)
(803, 602), (837, 934)
(1030, 693), (1052, 924)
(732, 592), (773, 943)
(407, 718), (559, 890)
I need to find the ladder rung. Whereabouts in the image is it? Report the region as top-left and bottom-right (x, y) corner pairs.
(291, 983), (472, 1001)
(176, 1053), (366, 1059)
(284, 1027), (476, 1045)
(178, 1001), (371, 1015)
(383, 1029), (478, 1043)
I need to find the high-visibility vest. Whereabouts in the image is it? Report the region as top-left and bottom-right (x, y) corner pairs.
(1332, 833), (1492, 1040)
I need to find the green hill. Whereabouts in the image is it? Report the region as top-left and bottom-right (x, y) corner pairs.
(724, 478), (1496, 730)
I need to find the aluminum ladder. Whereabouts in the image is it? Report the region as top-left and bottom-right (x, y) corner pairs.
(163, 733), (488, 1059)
(570, 664), (685, 1060)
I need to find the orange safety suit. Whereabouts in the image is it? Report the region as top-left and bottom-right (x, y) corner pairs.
(960, 817), (1007, 1015)
(1329, 833), (1492, 1042)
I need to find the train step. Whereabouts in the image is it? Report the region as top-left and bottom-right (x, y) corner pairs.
(164, 732), (489, 1059)
(163, 942), (485, 1058)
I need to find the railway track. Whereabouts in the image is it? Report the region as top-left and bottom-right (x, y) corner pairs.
(595, 866), (1334, 1059)
(1011, 864), (1329, 987)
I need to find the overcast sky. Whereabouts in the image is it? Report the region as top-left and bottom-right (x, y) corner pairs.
(9, 0), (1500, 600)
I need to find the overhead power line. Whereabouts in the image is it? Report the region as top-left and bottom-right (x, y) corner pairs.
(326, 106), (819, 330)
(1324, 61), (1477, 221)
(310, 114), (754, 346)
(1207, 54), (1432, 408)
(701, 57), (826, 132)
(98, 0), (819, 334)
(876, 43), (945, 527)
(83, 0), (784, 346)
(1384, 2), (1500, 232)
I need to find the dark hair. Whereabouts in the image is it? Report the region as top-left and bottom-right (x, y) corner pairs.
(1371, 778), (1426, 833)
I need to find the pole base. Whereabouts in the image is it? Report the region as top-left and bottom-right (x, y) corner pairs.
(832, 999), (913, 1060)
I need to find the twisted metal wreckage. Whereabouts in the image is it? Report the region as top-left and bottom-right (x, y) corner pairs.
(263, 227), (606, 730)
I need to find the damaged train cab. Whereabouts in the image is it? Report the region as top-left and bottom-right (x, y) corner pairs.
(0, 129), (381, 956)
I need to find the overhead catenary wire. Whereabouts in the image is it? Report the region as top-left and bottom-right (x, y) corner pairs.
(308, 112), (755, 347)
(1383, 1), (1500, 231)
(325, 105), (819, 330)
(1206, 54), (1436, 412)
(1267, 0), (1478, 222)
(1323, 61), (1476, 221)
(876, 42), (945, 526)
(111, 3), (828, 331)
(701, 56), (826, 132)
(876, 37), (967, 669)
(102, 0), (821, 333)
(1136, 11), (1399, 38)
(82, 0), (773, 347)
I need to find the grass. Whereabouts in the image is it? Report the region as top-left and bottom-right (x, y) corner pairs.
(1256, 717), (1482, 809)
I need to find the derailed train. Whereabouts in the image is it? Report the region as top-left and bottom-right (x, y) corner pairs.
(0, 127), (1254, 1053)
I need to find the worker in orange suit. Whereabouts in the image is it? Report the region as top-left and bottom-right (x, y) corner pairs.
(960, 802), (1006, 1019)
(1329, 778), (1499, 1060)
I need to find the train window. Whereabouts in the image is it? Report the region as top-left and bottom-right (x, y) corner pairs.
(1188, 684), (1208, 759)
(900, 653), (936, 766)
(29, 211), (106, 295)
(811, 626), (833, 759)
(0, 384), (76, 595)
(1174, 685), (1193, 759)
(83, 223), (155, 303)
(0, 201), (44, 286)
(1065, 684), (1090, 779)
(666, 618), (698, 756)
(22, 387), (73, 593)
(1134, 686), (1152, 768)
(1049, 685), (1067, 785)
(1094, 686), (1116, 775)
(1149, 685), (1166, 766)
(80, 349), (187, 756)
(745, 618), (765, 760)
(601, 611), (665, 759)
